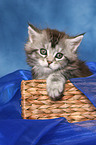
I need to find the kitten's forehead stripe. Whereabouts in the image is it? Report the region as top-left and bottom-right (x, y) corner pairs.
(45, 43), (51, 49)
(45, 29), (66, 48)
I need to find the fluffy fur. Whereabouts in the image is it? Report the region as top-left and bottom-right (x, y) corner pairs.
(25, 24), (92, 100)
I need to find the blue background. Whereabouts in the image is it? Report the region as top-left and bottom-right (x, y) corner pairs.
(0, 0), (96, 77)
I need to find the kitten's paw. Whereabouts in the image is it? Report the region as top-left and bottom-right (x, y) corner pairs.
(46, 74), (65, 100)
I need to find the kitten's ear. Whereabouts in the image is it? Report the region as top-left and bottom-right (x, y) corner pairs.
(66, 33), (84, 52)
(28, 23), (41, 43)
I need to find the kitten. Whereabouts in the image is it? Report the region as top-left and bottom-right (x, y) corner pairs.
(25, 23), (92, 100)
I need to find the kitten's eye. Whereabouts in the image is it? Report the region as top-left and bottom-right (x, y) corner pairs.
(40, 48), (47, 55)
(55, 53), (63, 59)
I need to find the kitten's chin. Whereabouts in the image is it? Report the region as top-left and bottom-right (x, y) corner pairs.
(49, 63), (60, 70)
(42, 66), (52, 75)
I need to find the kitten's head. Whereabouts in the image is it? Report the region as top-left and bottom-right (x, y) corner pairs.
(25, 24), (84, 72)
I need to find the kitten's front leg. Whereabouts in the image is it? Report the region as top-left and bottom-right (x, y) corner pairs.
(46, 73), (66, 100)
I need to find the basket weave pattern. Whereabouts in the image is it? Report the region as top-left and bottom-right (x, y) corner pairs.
(21, 80), (96, 123)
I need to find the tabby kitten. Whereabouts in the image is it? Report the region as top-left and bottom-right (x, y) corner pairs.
(25, 24), (92, 100)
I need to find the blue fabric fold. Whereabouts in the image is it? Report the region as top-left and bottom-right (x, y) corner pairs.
(0, 62), (96, 145)
(86, 62), (96, 74)
(0, 118), (66, 145)
(71, 74), (96, 107)
(0, 70), (32, 105)
(1, 118), (96, 145)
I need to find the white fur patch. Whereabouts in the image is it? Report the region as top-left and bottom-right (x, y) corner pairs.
(38, 59), (48, 67)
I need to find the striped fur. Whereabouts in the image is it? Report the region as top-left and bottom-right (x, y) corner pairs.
(25, 24), (92, 100)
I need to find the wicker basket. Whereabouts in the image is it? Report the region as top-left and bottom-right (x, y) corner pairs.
(21, 80), (96, 123)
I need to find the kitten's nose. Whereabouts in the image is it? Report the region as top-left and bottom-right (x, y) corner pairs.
(47, 60), (52, 65)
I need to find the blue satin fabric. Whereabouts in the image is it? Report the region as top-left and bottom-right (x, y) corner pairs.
(0, 62), (96, 145)
(0, 70), (32, 105)
(86, 62), (96, 74)
(70, 74), (96, 107)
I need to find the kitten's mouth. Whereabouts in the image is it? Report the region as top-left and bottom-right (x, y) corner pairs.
(46, 65), (52, 69)
(44, 65), (53, 70)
